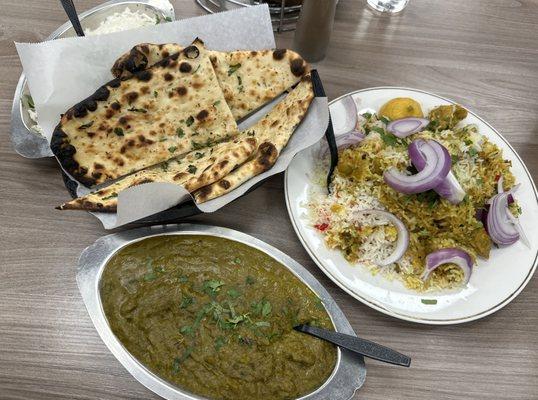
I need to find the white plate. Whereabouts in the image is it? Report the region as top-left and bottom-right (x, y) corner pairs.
(285, 87), (538, 325)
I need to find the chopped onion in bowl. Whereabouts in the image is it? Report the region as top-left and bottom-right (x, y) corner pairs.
(354, 210), (409, 266)
(387, 117), (430, 138)
(383, 139), (451, 194)
(422, 248), (473, 285)
(409, 139), (466, 204)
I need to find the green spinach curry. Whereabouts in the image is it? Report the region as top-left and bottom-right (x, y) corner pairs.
(100, 235), (337, 400)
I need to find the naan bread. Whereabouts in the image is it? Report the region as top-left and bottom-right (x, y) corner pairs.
(57, 137), (257, 212)
(194, 74), (314, 203)
(51, 39), (238, 187)
(111, 43), (309, 120)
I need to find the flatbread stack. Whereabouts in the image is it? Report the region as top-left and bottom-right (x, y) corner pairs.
(51, 40), (238, 187)
(111, 43), (309, 120)
(55, 38), (314, 212)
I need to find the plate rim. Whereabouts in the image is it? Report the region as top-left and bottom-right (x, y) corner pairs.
(284, 86), (538, 325)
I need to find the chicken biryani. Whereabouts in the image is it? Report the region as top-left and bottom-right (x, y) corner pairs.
(307, 97), (527, 292)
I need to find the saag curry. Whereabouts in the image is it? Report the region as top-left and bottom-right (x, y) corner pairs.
(100, 235), (337, 400)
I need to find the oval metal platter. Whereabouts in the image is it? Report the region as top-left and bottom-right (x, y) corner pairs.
(76, 223), (367, 400)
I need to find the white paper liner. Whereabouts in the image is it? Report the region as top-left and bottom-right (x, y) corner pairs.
(15, 4), (329, 229)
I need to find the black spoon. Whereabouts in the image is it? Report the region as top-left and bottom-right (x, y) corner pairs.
(294, 324), (411, 367)
(59, 0), (85, 37)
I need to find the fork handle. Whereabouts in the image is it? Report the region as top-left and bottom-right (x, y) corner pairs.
(59, 0), (85, 37)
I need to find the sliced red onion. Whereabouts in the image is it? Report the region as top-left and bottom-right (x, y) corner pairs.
(421, 248), (473, 284)
(506, 210), (530, 248)
(354, 209), (409, 266)
(339, 95), (359, 134)
(486, 192), (519, 245)
(387, 117), (430, 138)
(383, 139), (451, 194)
(320, 130), (365, 157)
(409, 140), (466, 204)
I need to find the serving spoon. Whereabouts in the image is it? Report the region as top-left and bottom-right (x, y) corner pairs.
(59, 0), (85, 37)
(294, 324), (411, 367)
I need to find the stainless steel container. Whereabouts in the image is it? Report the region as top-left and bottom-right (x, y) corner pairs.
(11, 0), (175, 158)
(77, 224), (367, 400)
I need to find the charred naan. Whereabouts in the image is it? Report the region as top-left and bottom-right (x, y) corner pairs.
(57, 137), (257, 212)
(194, 75), (314, 203)
(51, 39), (238, 187)
(112, 43), (309, 120)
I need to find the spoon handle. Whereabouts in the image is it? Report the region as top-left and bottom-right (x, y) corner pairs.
(294, 325), (411, 367)
(59, 0), (85, 37)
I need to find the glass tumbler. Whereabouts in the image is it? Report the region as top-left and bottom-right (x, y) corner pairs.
(367, 0), (409, 13)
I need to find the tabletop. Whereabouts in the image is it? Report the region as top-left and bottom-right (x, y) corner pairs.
(1, 0), (537, 399)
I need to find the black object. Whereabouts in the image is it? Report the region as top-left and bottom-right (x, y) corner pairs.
(310, 70), (338, 191)
(60, 70), (336, 225)
(294, 324), (411, 367)
(59, 0), (85, 37)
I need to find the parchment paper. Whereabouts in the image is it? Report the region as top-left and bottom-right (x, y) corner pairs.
(15, 4), (329, 229)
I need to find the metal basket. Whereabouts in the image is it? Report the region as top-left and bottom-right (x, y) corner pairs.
(195, 0), (302, 32)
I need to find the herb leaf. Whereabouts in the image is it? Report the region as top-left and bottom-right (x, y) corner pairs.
(177, 127), (185, 137)
(102, 193), (118, 201)
(186, 116), (194, 126)
(187, 165), (197, 174)
(78, 121), (94, 129)
(113, 127), (124, 136)
(227, 63), (241, 76)
(421, 299), (437, 305)
(180, 296), (194, 309)
(168, 146), (177, 153)
(203, 279), (224, 297)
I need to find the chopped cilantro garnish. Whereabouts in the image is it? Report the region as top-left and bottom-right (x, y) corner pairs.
(180, 296), (194, 309)
(164, 16), (173, 22)
(245, 276), (255, 285)
(421, 299), (437, 305)
(203, 279), (224, 297)
(195, 152), (204, 159)
(468, 147), (478, 157)
(143, 272), (157, 282)
(168, 146), (177, 153)
(153, 90), (158, 98)
(370, 126), (401, 146)
(161, 161), (169, 172)
(187, 164), (197, 174)
(214, 336), (226, 351)
(379, 115), (391, 125)
(78, 121), (94, 129)
(155, 15), (161, 24)
(102, 193), (118, 200)
(361, 112), (372, 119)
(113, 127), (124, 136)
(213, 100), (221, 106)
(227, 63), (241, 76)
(177, 127), (185, 137)
(254, 321), (270, 328)
(186, 116), (194, 126)
(191, 141), (203, 150)
(227, 288), (241, 299)
(180, 325), (195, 336)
